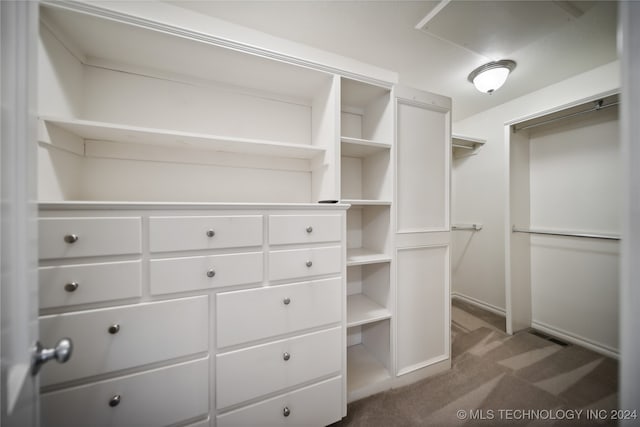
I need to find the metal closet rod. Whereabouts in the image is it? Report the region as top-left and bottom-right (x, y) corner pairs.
(452, 224), (482, 231)
(515, 100), (619, 132)
(512, 226), (620, 241)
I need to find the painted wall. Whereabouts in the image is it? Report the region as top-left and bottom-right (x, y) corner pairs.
(452, 61), (620, 315)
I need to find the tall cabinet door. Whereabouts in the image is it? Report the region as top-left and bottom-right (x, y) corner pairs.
(394, 86), (451, 379)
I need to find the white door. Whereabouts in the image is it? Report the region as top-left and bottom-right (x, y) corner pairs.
(1, 2), (40, 426)
(394, 86), (452, 377)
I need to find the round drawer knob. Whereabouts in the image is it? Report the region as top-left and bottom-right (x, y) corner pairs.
(283, 352), (291, 361)
(63, 234), (79, 244)
(64, 282), (79, 292)
(108, 324), (120, 335)
(206, 229), (215, 238)
(109, 395), (121, 407)
(305, 260), (313, 268)
(283, 297), (291, 305)
(306, 226), (313, 233)
(283, 407), (291, 417)
(207, 269), (216, 278)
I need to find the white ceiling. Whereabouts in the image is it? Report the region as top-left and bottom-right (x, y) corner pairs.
(168, 0), (618, 121)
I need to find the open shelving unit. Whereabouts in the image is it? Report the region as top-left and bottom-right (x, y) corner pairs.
(340, 77), (394, 401)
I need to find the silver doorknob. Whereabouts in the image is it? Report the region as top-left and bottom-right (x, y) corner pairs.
(31, 338), (73, 375)
(306, 260), (313, 267)
(64, 234), (79, 244)
(206, 229), (215, 238)
(283, 297), (291, 305)
(207, 269), (216, 278)
(283, 407), (291, 417)
(283, 352), (291, 361)
(64, 282), (79, 292)
(108, 324), (120, 334)
(306, 226), (313, 233)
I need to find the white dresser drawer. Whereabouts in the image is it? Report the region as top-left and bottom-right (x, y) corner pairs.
(216, 327), (341, 409)
(150, 252), (263, 295)
(269, 246), (341, 282)
(41, 357), (209, 427)
(217, 277), (341, 348)
(217, 377), (342, 427)
(149, 215), (263, 252)
(39, 261), (141, 309)
(268, 214), (341, 245)
(39, 296), (208, 387)
(39, 217), (141, 259)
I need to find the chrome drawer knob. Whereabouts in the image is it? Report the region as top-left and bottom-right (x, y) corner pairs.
(306, 260), (313, 267)
(283, 407), (291, 417)
(63, 234), (79, 244)
(306, 226), (313, 233)
(64, 282), (79, 292)
(206, 229), (215, 238)
(283, 297), (291, 305)
(109, 395), (121, 407)
(283, 352), (291, 361)
(108, 324), (120, 335)
(207, 269), (216, 278)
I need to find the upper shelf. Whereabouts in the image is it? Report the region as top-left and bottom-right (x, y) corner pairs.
(341, 137), (391, 158)
(452, 134), (486, 150)
(40, 117), (326, 160)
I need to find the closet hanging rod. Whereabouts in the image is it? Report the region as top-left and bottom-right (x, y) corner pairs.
(452, 224), (482, 231)
(515, 100), (619, 132)
(512, 226), (620, 240)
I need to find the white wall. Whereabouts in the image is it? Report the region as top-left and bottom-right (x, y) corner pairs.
(452, 61), (620, 313)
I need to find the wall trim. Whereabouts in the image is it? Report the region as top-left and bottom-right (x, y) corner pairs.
(531, 319), (619, 360)
(451, 292), (506, 317)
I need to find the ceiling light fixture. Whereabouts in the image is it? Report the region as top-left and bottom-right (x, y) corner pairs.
(467, 60), (516, 94)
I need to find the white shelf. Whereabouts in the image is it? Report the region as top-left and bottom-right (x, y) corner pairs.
(347, 344), (392, 396)
(40, 117), (326, 160)
(342, 199), (392, 207)
(347, 248), (391, 266)
(341, 136), (391, 158)
(347, 294), (391, 327)
(452, 134), (486, 150)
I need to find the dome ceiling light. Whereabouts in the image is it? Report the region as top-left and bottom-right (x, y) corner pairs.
(467, 60), (517, 94)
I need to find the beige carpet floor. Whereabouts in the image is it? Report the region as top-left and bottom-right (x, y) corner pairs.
(334, 299), (618, 426)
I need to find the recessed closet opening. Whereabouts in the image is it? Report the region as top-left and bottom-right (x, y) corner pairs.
(38, 4), (338, 203)
(507, 93), (620, 357)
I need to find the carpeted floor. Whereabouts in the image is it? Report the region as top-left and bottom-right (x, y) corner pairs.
(334, 299), (619, 426)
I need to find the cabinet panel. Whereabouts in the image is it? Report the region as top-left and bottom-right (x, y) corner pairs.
(39, 217), (141, 259)
(217, 377), (342, 427)
(396, 101), (449, 232)
(41, 358), (209, 427)
(268, 214), (341, 245)
(216, 327), (341, 409)
(39, 260), (141, 309)
(39, 296), (208, 386)
(396, 246), (449, 374)
(269, 246), (341, 282)
(149, 215), (263, 252)
(216, 277), (341, 348)
(150, 252), (263, 295)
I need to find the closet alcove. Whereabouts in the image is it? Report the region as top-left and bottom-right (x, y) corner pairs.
(506, 93), (620, 357)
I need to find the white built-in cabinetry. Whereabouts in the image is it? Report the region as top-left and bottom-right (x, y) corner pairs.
(36, 1), (451, 424)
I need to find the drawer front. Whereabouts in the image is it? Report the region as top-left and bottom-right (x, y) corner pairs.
(39, 261), (141, 309)
(39, 217), (141, 259)
(39, 296), (208, 387)
(217, 277), (341, 348)
(149, 215), (263, 253)
(41, 357), (209, 427)
(217, 377), (342, 427)
(150, 252), (263, 295)
(269, 246), (341, 282)
(269, 214), (341, 245)
(216, 327), (341, 409)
